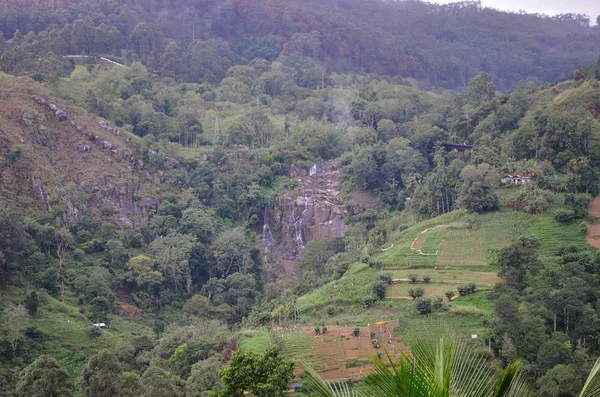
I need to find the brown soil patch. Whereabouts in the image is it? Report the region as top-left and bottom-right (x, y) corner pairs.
(292, 323), (407, 381)
(587, 195), (600, 248)
(114, 289), (143, 321)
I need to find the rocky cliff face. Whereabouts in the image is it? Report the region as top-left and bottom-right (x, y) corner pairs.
(0, 77), (172, 229)
(263, 161), (374, 269)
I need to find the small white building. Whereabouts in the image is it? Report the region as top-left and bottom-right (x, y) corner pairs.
(501, 174), (533, 184)
(93, 323), (107, 328)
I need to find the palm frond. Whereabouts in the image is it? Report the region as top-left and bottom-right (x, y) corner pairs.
(450, 339), (494, 397)
(302, 333), (534, 397)
(302, 360), (360, 397)
(365, 350), (431, 397)
(493, 360), (532, 397)
(579, 357), (600, 397)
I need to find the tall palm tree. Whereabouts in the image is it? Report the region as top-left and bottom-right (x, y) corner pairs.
(303, 335), (530, 397)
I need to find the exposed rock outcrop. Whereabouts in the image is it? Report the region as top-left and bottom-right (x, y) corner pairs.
(265, 161), (376, 264)
(164, 156), (180, 168)
(22, 111), (34, 127)
(98, 120), (122, 136)
(32, 96), (68, 122)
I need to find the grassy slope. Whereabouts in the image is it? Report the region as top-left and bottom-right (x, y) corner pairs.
(0, 72), (169, 221)
(292, 190), (590, 337)
(0, 286), (153, 383)
(0, 73), (164, 383)
(381, 195), (589, 269)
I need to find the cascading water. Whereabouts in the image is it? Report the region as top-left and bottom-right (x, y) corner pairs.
(310, 164), (317, 176)
(294, 195), (307, 253)
(262, 205), (273, 249)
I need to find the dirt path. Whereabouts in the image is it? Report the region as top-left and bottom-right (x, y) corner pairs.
(587, 195), (600, 248)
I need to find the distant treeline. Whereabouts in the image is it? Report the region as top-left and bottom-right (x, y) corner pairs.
(1, 0), (600, 89)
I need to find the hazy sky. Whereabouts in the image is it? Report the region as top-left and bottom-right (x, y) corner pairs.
(430, 0), (599, 23)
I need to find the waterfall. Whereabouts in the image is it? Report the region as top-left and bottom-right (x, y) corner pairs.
(262, 205), (273, 249)
(290, 195), (308, 254)
(310, 164), (317, 176)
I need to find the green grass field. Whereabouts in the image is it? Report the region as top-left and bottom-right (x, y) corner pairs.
(379, 195), (590, 270)
(238, 328), (271, 352)
(1, 286), (153, 381)
(296, 263), (380, 312)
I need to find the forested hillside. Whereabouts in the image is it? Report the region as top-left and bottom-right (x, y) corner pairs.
(1, 0), (600, 89)
(3, 0), (600, 396)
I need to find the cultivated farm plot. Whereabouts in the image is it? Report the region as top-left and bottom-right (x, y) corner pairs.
(390, 269), (500, 285)
(387, 269), (501, 299)
(386, 282), (450, 298)
(383, 206), (590, 270)
(420, 229), (444, 254)
(241, 324), (407, 381)
(437, 229), (487, 266)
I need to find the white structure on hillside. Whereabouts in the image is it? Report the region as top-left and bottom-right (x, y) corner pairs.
(501, 174), (533, 184)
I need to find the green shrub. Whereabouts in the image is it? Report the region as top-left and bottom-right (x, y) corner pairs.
(565, 194), (591, 218)
(361, 296), (378, 307)
(509, 184), (551, 214)
(415, 297), (431, 315)
(326, 305), (337, 315)
(555, 208), (576, 222)
(407, 274), (418, 283)
(432, 295), (444, 310)
(457, 283), (477, 295)
(369, 257), (383, 269)
(352, 327), (360, 337)
(88, 325), (102, 338)
(467, 282), (477, 293)
(422, 274), (431, 283)
(445, 290), (455, 300)
(41, 268), (59, 294)
(25, 291), (39, 315)
(579, 222), (588, 234)
(372, 280), (387, 299)
(30, 72), (45, 82)
(408, 287), (425, 299)
(377, 272), (393, 285)
(72, 248), (85, 260)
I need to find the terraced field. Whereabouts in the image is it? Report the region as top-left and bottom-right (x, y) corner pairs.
(381, 200), (590, 270)
(266, 193), (596, 382)
(386, 270), (501, 299)
(240, 323), (407, 381)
